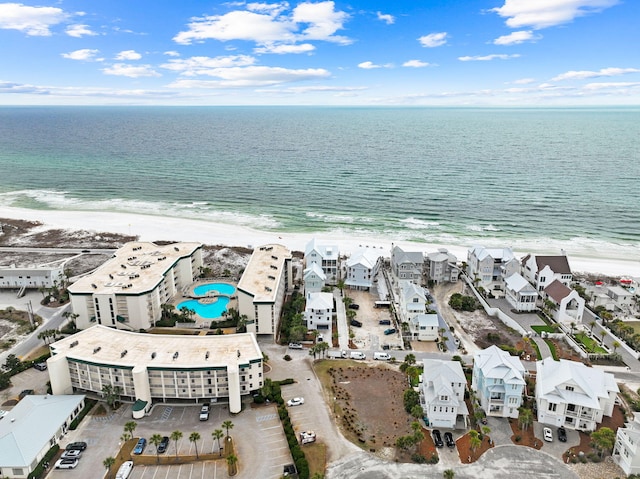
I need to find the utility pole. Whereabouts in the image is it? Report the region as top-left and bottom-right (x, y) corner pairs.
(26, 301), (34, 328)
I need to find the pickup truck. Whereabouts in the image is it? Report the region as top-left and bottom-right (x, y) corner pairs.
(327, 350), (347, 359)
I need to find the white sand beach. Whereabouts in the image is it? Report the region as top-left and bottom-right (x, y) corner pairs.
(1, 205), (639, 278)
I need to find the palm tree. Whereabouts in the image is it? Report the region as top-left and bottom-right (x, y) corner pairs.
(589, 320), (596, 334)
(170, 430), (183, 458)
(599, 330), (607, 343)
(103, 457), (116, 479)
(226, 453), (238, 475)
(336, 279), (345, 296)
(443, 469), (455, 479)
(469, 430), (482, 457)
(189, 432), (201, 459)
(150, 434), (163, 463)
(212, 429), (224, 456)
(518, 408), (533, 430)
(612, 341), (621, 353)
(124, 420), (137, 440)
(222, 420), (234, 438)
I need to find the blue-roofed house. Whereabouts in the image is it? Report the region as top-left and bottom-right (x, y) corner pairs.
(0, 394), (85, 478)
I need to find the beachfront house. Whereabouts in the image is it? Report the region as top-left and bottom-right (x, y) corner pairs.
(390, 245), (424, 285)
(504, 273), (538, 312)
(425, 248), (460, 284)
(409, 313), (439, 341)
(305, 238), (340, 285)
(542, 280), (585, 325)
(303, 262), (326, 294)
(604, 285), (634, 312)
(0, 263), (64, 292)
(344, 248), (382, 291)
(398, 280), (427, 323)
(535, 358), (618, 431)
(421, 359), (469, 429)
(68, 241), (203, 331)
(521, 253), (573, 294)
(48, 325), (263, 416)
(466, 246), (519, 296)
(613, 412), (640, 476)
(304, 291), (333, 337)
(0, 395), (86, 479)
(472, 345), (526, 419)
(237, 244), (292, 338)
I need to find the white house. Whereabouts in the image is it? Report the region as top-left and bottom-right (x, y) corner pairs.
(304, 292), (333, 337)
(425, 249), (459, 284)
(345, 248), (381, 291)
(472, 345), (526, 419)
(466, 246), (519, 296)
(421, 359), (468, 429)
(398, 280), (427, 323)
(543, 280), (585, 325)
(504, 273), (538, 312)
(305, 239), (339, 285)
(390, 245), (423, 284)
(535, 358), (618, 431)
(0, 395), (85, 479)
(410, 313), (439, 341)
(613, 412), (640, 476)
(0, 263), (64, 290)
(303, 262), (326, 294)
(521, 253), (573, 294)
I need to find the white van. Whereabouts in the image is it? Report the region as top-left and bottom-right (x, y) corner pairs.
(116, 461), (134, 479)
(373, 352), (390, 361)
(349, 351), (366, 360)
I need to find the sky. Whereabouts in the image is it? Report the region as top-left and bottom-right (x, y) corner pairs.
(0, 0), (639, 106)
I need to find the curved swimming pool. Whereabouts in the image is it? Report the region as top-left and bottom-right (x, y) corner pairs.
(177, 297), (231, 319)
(193, 282), (236, 296)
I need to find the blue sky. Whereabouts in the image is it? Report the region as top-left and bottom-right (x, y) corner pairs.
(1, 0), (639, 105)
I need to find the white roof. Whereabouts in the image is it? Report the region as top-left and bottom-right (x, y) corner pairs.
(536, 358), (618, 409)
(305, 238), (339, 260)
(413, 313), (439, 327)
(237, 244), (291, 302)
(306, 292), (333, 310)
(470, 245), (514, 262)
(346, 248), (380, 269)
(400, 281), (426, 301)
(474, 345), (526, 386)
(505, 273), (536, 293)
(0, 395), (85, 468)
(422, 359), (468, 411)
(303, 263), (326, 281)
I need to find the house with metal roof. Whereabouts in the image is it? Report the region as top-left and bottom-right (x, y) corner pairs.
(0, 394), (85, 478)
(421, 359), (469, 429)
(304, 292), (334, 336)
(303, 262), (326, 294)
(390, 245), (424, 284)
(409, 313), (439, 341)
(504, 273), (538, 312)
(398, 280), (427, 323)
(305, 238), (340, 285)
(466, 246), (519, 296)
(344, 248), (382, 291)
(535, 358), (618, 431)
(425, 248), (459, 284)
(613, 412), (640, 475)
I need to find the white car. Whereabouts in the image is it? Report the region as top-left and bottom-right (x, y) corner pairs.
(61, 449), (82, 459)
(299, 431), (316, 444)
(55, 458), (79, 469)
(543, 427), (553, 442)
(287, 397), (305, 407)
(199, 404), (210, 421)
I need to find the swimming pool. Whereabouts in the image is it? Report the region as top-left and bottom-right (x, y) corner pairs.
(193, 282), (236, 296)
(177, 297), (231, 319)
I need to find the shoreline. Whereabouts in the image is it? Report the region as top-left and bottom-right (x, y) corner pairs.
(1, 205), (639, 278)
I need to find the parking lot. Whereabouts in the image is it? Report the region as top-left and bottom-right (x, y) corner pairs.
(346, 290), (400, 351)
(46, 401), (292, 479)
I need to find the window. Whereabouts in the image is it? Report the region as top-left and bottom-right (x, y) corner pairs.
(565, 386), (574, 391)
(548, 403), (557, 412)
(440, 395), (448, 401)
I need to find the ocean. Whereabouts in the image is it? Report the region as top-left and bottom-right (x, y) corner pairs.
(0, 106), (638, 261)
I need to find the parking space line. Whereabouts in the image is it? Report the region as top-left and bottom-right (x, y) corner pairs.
(260, 425), (281, 431)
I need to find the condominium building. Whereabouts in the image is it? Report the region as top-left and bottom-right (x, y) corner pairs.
(68, 242), (203, 331)
(237, 244), (292, 337)
(48, 325), (263, 416)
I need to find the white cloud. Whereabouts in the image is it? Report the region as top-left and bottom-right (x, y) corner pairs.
(161, 55), (256, 75)
(552, 67), (640, 81)
(115, 50), (142, 61)
(173, 1), (350, 47)
(0, 2), (69, 36)
(583, 81), (640, 91)
(164, 51), (180, 57)
(403, 60), (431, 68)
(61, 49), (101, 61)
(247, 2), (290, 16)
(458, 54), (520, 61)
(167, 66), (331, 88)
(358, 61), (393, 69)
(491, 0), (618, 30)
(65, 23), (97, 38)
(254, 43), (315, 54)
(418, 32), (448, 48)
(513, 77), (536, 84)
(493, 30), (540, 45)
(102, 63), (161, 78)
(377, 12), (395, 24)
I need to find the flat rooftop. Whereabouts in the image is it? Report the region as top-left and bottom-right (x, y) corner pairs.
(50, 325), (262, 368)
(237, 244), (291, 302)
(68, 241), (201, 295)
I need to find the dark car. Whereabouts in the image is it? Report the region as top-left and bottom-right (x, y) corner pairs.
(133, 437), (147, 454)
(432, 429), (444, 448)
(444, 431), (455, 448)
(348, 303), (360, 310)
(384, 328), (397, 335)
(283, 464), (297, 476)
(350, 319), (362, 327)
(378, 319), (391, 325)
(558, 426), (567, 442)
(66, 442), (88, 451)
(18, 389), (34, 400)
(157, 436), (170, 454)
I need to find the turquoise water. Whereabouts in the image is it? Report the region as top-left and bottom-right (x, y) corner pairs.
(0, 106), (638, 261)
(177, 297), (231, 319)
(193, 283), (236, 296)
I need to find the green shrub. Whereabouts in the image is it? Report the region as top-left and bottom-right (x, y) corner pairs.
(411, 453), (426, 463)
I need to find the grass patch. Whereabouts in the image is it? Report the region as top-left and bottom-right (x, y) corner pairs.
(531, 325), (557, 334)
(22, 345), (50, 362)
(544, 339), (558, 360)
(574, 333), (608, 354)
(621, 321), (640, 335)
(303, 442), (326, 477)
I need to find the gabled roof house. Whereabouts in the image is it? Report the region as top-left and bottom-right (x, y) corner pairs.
(421, 359), (469, 429)
(543, 280), (585, 325)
